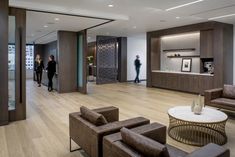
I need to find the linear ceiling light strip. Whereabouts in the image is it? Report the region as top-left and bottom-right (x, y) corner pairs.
(208, 13), (235, 20)
(166, 0), (204, 11)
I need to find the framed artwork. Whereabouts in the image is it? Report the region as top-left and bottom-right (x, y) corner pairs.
(181, 58), (192, 72)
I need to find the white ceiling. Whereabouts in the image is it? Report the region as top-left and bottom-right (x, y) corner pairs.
(10, 0), (235, 43)
(26, 11), (109, 44)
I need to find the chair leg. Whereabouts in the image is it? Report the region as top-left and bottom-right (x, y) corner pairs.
(70, 137), (82, 152)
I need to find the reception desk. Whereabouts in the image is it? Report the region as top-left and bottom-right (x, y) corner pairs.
(151, 70), (214, 94)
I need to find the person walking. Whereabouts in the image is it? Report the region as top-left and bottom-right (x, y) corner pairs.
(46, 55), (56, 92)
(34, 54), (44, 87)
(134, 55), (141, 83)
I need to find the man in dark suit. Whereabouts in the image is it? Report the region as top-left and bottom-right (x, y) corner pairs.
(134, 55), (142, 83)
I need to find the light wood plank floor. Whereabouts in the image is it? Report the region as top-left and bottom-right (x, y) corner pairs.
(0, 80), (234, 157)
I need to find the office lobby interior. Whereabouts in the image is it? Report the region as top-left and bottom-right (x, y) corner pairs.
(1, 0), (235, 157)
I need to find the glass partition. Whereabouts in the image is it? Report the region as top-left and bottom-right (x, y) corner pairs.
(8, 16), (16, 111)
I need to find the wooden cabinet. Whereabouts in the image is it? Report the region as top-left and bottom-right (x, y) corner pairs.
(200, 30), (213, 58)
(151, 72), (213, 94)
(199, 75), (214, 94)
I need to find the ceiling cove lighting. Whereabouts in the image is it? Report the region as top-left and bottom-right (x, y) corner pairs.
(166, 0), (204, 11)
(161, 32), (200, 40)
(208, 13), (235, 20)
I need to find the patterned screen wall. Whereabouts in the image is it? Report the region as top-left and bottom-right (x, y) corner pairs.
(96, 36), (118, 84)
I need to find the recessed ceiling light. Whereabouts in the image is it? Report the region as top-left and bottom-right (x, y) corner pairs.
(54, 18), (60, 21)
(208, 13), (235, 20)
(166, 0), (204, 11)
(108, 4), (114, 7)
(44, 25), (48, 28)
(160, 20), (166, 22)
(176, 16), (181, 19)
(47, 22), (55, 25)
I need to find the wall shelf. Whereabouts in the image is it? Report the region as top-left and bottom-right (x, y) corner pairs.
(163, 48), (196, 52)
(167, 55), (200, 58)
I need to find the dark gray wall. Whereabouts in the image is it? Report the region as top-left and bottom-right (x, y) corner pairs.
(0, 0), (9, 126)
(34, 41), (57, 67)
(57, 31), (78, 93)
(34, 41), (58, 90)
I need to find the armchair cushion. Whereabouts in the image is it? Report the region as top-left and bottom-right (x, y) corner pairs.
(80, 106), (108, 126)
(211, 98), (235, 109)
(223, 85), (235, 99)
(120, 128), (170, 157)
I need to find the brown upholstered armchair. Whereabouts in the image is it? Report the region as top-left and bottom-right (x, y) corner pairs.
(103, 125), (230, 157)
(205, 85), (235, 111)
(69, 106), (150, 157)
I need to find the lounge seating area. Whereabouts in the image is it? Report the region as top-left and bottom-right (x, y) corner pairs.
(1, 1), (235, 157)
(69, 106), (230, 157)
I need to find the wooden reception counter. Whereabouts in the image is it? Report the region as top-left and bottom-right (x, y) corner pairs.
(151, 71), (214, 94)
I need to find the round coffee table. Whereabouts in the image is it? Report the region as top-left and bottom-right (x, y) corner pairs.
(168, 106), (228, 146)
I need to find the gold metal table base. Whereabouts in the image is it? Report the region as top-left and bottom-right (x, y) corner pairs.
(168, 115), (227, 146)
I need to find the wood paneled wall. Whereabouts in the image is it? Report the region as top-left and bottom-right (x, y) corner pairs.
(0, 0), (9, 126)
(57, 31), (78, 93)
(147, 21), (233, 91)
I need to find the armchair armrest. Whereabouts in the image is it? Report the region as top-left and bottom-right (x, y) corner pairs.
(186, 143), (230, 157)
(205, 88), (223, 105)
(93, 106), (119, 123)
(131, 122), (167, 144)
(93, 117), (150, 136)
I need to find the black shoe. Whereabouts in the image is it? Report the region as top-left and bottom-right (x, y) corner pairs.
(38, 84), (41, 87)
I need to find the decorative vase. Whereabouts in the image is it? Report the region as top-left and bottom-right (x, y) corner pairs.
(194, 103), (202, 115)
(191, 100), (195, 112)
(192, 95), (204, 115)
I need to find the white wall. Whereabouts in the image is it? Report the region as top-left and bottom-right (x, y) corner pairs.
(127, 34), (147, 81)
(26, 69), (34, 79)
(160, 32), (200, 73)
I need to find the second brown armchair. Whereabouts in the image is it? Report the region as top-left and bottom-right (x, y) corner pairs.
(205, 85), (235, 111)
(69, 106), (150, 157)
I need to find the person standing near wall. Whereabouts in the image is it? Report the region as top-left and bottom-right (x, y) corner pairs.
(46, 55), (56, 92)
(34, 54), (44, 87)
(134, 55), (141, 83)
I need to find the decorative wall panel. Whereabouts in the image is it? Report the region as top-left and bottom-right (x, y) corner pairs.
(96, 36), (118, 84)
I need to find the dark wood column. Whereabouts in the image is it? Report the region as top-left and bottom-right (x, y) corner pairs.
(9, 8), (26, 121)
(57, 31), (78, 93)
(0, 0), (9, 126)
(117, 37), (127, 82)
